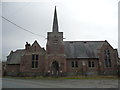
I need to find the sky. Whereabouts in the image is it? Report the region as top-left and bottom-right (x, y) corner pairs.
(1, 0), (120, 61)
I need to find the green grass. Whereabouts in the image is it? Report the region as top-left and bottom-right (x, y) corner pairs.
(64, 75), (118, 80)
(3, 75), (119, 80)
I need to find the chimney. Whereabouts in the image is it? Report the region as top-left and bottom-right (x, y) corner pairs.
(25, 42), (31, 50)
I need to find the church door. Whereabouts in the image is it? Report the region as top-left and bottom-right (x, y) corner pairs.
(51, 61), (59, 76)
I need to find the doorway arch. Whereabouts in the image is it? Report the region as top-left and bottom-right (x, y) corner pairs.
(51, 61), (59, 76)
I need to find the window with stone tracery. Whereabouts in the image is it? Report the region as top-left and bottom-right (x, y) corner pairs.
(32, 54), (38, 68)
(104, 50), (111, 67)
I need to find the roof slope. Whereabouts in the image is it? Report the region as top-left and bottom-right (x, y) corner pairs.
(7, 50), (25, 64)
(7, 41), (106, 64)
(64, 41), (105, 58)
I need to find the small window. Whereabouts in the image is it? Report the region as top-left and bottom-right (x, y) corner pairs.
(88, 61), (95, 68)
(72, 61), (74, 67)
(71, 61), (78, 68)
(92, 61), (94, 67)
(88, 61), (91, 67)
(75, 61), (78, 67)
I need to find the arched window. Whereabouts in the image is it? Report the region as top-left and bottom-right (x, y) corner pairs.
(104, 50), (111, 67)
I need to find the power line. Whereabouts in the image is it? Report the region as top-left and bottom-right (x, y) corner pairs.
(1, 16), (46, 38)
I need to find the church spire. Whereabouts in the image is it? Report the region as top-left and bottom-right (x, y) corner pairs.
(52, 6), (59, 32)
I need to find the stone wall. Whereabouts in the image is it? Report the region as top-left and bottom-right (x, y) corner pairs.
(98, 41), (118, 75)
(66, 58), (99, 75)
(20, 54), (46, 73)
(6, 64), (20, 76)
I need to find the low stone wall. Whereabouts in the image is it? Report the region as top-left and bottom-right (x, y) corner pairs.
(6, 72), (19, 77)
(5, 71), (118, 77)
(64, 71), (98, 76)
(86, 71), (98, 75)
(98, 71), (118, 75)
(19, 72), (44, 77)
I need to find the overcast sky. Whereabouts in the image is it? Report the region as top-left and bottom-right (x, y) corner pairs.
(1, 0), (120, 61)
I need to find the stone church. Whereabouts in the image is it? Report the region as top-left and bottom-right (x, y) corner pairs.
(5, 7), (119, 76)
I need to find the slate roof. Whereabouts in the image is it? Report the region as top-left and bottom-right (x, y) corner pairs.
(7, 41), (106, 64)
(64, 41), (105, 59)
(7, 49), (25, 64)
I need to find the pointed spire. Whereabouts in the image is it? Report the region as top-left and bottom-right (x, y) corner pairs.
(52, 6), (59, 32)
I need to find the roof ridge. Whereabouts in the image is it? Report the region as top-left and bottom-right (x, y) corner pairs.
(16, 49), (25, 51)
(64, 41), (106, 42)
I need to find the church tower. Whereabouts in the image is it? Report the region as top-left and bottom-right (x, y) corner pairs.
(46, 6), (66, 76)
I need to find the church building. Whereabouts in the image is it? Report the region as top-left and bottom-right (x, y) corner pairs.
(5, 7), (119, 76)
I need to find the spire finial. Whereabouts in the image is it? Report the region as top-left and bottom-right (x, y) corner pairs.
(52, 6), (59, 32)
